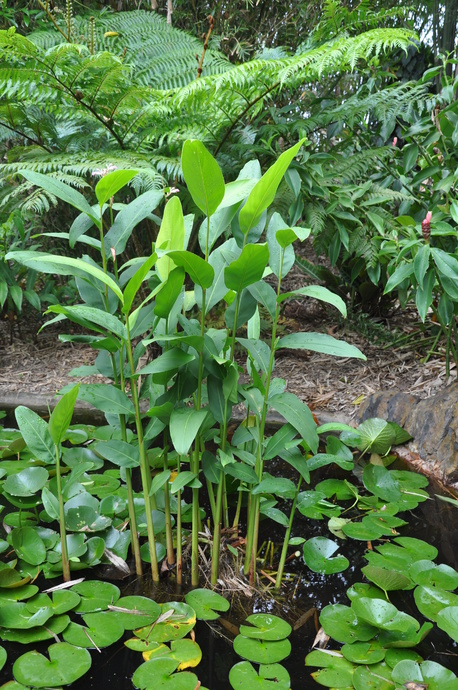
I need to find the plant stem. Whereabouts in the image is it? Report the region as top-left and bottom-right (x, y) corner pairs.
(275, 477), (302, 590)
(55, 444), (70, 582)
(176, 455), (183, 586)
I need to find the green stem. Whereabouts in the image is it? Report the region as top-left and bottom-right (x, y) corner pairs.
(163, 446), (176, 568)
(275, 477), (302, 590)
(55, 444), (70, 582)
(176, 455), (183, 586)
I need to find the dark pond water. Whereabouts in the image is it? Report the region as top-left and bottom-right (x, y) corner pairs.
(1, 459), (458, 689)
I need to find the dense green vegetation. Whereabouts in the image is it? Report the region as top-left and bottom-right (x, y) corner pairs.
(1, 2), (458, 689)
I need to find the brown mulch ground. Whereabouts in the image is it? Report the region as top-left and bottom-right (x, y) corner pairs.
(0, 256), (451, 423)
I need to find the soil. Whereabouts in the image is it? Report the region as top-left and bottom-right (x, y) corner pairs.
(0, 256), (451, 424)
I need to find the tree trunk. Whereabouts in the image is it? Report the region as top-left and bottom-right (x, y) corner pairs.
(441, 0), (458, 76)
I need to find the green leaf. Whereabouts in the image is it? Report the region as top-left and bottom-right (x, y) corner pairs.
(233, 635), (291, 665)
(134, 602), (196, 643)
(19, 170), (99, 224)
(363, 465), (401, 502)
(184, 589), (229, 620)
(14, 406), (54, 463)
(402, 143), (418, 173)
(3, 466), (48, 497)
(239, 139), (305, 235)
(156, 196), (185, 280)
(154, 267), (185, 318)
(74, 383), (135, 416)
(105, 189), (163, 257)
(341, 641), (385, 665)
(11, 527), (47, 565)
(384, 263), (414, 294)
(416, 269), (435, 322)
(48, 304), (126, 340)
(133, 657), (199, 690)
(181, 140), (225, 217)
(49, 384), (80, 446)
(166, 250), (214, 288)
(170, 408), (208, 455)
(95, 169), (138, 205)
(224, 243), (270, 292)
(410, 561), (458, 590)
(41, 486), (60, 520)
(362, 566), (412, 592)
(109, 595), (160, 630)
(0, 645), (6, 672)
(413, 244), (430, 288)
(277, 332), (365, 359)
(357, 418), (396, 454)
(170, 471), (201, 494)
(71, 580), (120, 613)
(414, 586), (458, 622)
(306, 650), (355, 688)
(303, 537), (349, 574)
(6, 252), (122, 301)
(137, 349), (195, 376)
(278, 286), (347, 317)
(13, 642), (92, 688)
(122, 252), (157, 315)
(229, 662), (290, 690)
(93, 440), (140, 468)
(63, 611), (125, 648)
(269, 392), (318, 453)
(266, 212), (295, 279)
(239, 614), (291, 641)
(391, 659), (458, 690)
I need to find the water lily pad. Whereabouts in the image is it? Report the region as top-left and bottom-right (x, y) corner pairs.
(315, 479), (356, 500)
(132, 658), (198, 690)
(378, 621), (433, 649)
(239, 614), (291, 641)
(0, 615), (70, 644)
(0, 584), (38, 603)
(341, 641), (385, 664)
(414, 585), (458, 622)
(393, 537), (438, 561)
(0, 568), (30, 589)
(110, 596), (161, 630)
(10, 527), (47, 566)
(320, 604), (377, 644)
(0, 646), (6, 672)
(125, 639), (168, 653)
(410, 560), (458, 590)
(143, 639), (202, 670)
(229, 661), (290, 690)
(384, 648), (423, 668)
(63, 611), (124, 648)
(233, 635), (291, 664)
(351, 598), (419, 633)
(346, 583), (386, 601)
(26, 590), (80, 616)
(3, 467), (49, 497)
(363, 464), (401, 502)
(71, 580), (120, 612)
(437, 606), (458, 642)
(342, 520), (385, 541)
(13, 642), (92, 687)
(361, 566), (412, 593)
(0, 603), (54, 629)
(305, 649), (355, 687)
(391, 659), (458, 689)
(303, 537), (349, 574)
(184, 589), (229, 621)
(134, 602), (196, 643)
(353, 661), (392, 690)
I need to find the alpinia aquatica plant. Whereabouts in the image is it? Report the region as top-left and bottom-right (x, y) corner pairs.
(6, 138), (367, 586)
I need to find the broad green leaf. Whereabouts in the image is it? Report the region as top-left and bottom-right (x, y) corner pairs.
(133, 657), (198, 690)
(416, 268), (435, 322)
(413, 244), (431, 287)
(410, 561), (458, 590)
(357, 418), (396, 454)
(0, 603), (54, 629)
(110, 596), (160, 630)
(49, 384), (80, 446)
(181, 140), (225, 217)
(184, 589), (229, 620)
(239, 614), (291, 641)
(104, 189), (163, 257)
(154, 267), (185, 318)
(19, 170), (98, 224)
(63, 611), (125, 648)
(233, 635), (291, 665)
(75, 384), (135, 416)
(166, 250), (214, 288)
(402, 143), (418, 173)
(93, 440), (140, 468)
(341, 641), (385, 664)
(14, 407), (54, 463)
(6, 252), (122, 301)
(436, 606), (458, 641)
(170, 408), (208, 455)
(384, 263), (414, 294)
(414, 585), (458, 622)
(363, 465), (401, 502)
(278, 286), (346, 317)
(95, 169), (138, 205)
(391, 659), (458, 690)
(269, 392), (318, 453)
(306, 649), (355, 688)
(277, 332), (365, 359)
(319, 605), (377, 644)
(361, 566), (412, 592)
(122, 252), (157, 314)
(239, 139), (305, 235)
(229, 661), (290, 690)
(353, 662), (393, 690)
(170, 471), (202, 493)
(11, 527), (47, 565)
(303, 537), (349, 574)
(156, 196), (185, 280)
(224, 243), (270, 293)
(266, 212), (295, 279)
(137, 348), (195, 376)
(48, 304), (126, 339)
(13, 642), (92, 687)
(142, 638), (202, 670)
(71, 580), (120, 613)
(0, 615), (70, 644)
(0, 645), (6, 671)
(134, 602), (196, 643)
(3, 466), (49, 497)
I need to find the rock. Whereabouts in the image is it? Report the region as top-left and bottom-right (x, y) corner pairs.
(357, 383), (458, 483)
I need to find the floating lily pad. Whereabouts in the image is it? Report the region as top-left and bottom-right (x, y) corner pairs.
(110, 596), (161, 630)
(346, 583), (386, 601)
(0, 603), (54, 629)
(303, 537), (349, 574)
(229, 661), (290, 690)
(361, 566), (412, 593)
(134, 602), (196, 643)
(63, 611), (124, 648)
(0, 585), (38, 603)
(320, 604), (377, 644)
(315, 479), (356, 500)
(184, 589), (229, 621)
(10, 527), (47, 566)
(341, 641), (385, 664)
(125, 639), (168, 653)
(353, 661), (392, 690)
(393, 537), (438, 561)
(384, 648), (423, 668)
(0, 615), (71, 644)
(351, 598), (419, 633)
(3, 467), (49, 497)
(26, 590), (80, 616)
(239, 614), (291, 641)
(342, 520), (385, 541)
(378, 621), (433, 649)
(0, 568), (30, 589)
(132, 657), (198, 690)
(305, 649), (355, 687)
(143, 639), (202, 670)
(414, 585), (458, 622)
(233, 635), (291, 664)
(391, 659), (458, 689)
(0, 646), (6, 672)
(437, 606), (458, 642)
(71, 580), (120, 613)
(13, 642), (92, 687)
(410, 560), (458, 590)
